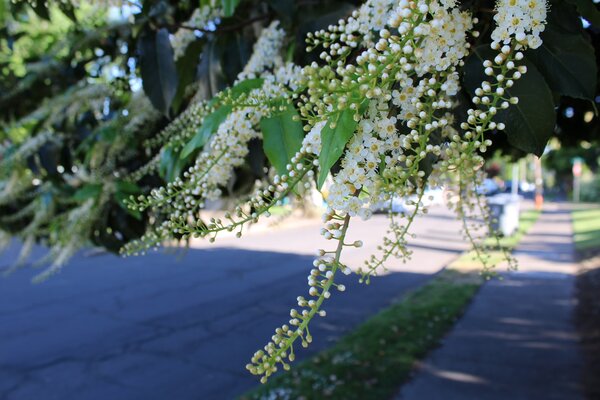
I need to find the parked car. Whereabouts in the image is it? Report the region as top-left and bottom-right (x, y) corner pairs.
(476, 178), (501, 196)
(373, 187), (446, 214)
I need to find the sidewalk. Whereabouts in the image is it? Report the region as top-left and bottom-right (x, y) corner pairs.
(397, 203), (584, 400)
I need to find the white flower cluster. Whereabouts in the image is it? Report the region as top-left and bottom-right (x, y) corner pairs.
(171, 120), (321, 241)
(116, 0), (552, 382)
(414, 4), (473, 74)
(125, 21), (298, 251)
(171, 6), (222, 59)
(356, 0), (397, 34)
(326, 101), (395, 220)
(492, 0), (548, 49)
(237, 21), (287, 82)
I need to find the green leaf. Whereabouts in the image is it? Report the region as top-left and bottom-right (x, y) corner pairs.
(159, 145), (192, 182)
(230, 78), (264, 98)
(0, 1), (6, 28)
(180, 105), (233, 159)
(179, 78), (262, 160)
(58, 2), (77, 22)
(30, 1), (50, 20)
(73, 184), (102, 202)
(548, 0), (585, 33)
(115, 181), (141, 195)
(567, 0), (600, 27)
(138, 28), (179, 116)
(260, 104), (304, 175)
(317, 108), (360, 189)
(222, 0), (241, 17)
(527, 27), (597, 100)
(268, 0), (294, 24)
(464, 46), (555, 156)
(173, 39), (205, 113)
(195, 39), (227, 102)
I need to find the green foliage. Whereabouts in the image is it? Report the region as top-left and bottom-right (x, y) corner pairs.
(317, 107), (362, 189)
(572, 206), (600, 251)
(173, 39), (205, 113)
(222, 0), (241, 17)
(72, 184), (102, 202)
(181, 105), (233, 158)
(260, 104), (304, 175)
(138, 28), (179, 116)
(1, 0), (599, 385)
(528, 26), (597, 100)
(567, 0), (600, 27)
(580, 176), (600, 203)
(160, 145), (190, 182)
(464, 47), (555, 156)
(181, 78), (265, 158)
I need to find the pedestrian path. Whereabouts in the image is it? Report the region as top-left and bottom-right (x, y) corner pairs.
(397, 203), (584, 400)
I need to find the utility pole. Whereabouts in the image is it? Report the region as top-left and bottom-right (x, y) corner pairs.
(572, 157), (583, 203)
(534, 157), (543, 210)
(511, 163), (519, 198)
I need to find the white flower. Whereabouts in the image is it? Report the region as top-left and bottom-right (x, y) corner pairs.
(491, 0), (548, 49)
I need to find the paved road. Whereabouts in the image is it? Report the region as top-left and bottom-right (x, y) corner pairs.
(397, 203), (584, 400)
(0, 206), (465, 400)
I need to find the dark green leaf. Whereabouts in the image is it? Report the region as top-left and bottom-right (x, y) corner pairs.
(220, 32), (253, 83)
(180, 78), (262, 159)
(317, 108), (360, 189)
(138, 28), (179, 116)
(548, 0), (585, 33)
(464, 46), (555, 156)
(159, 146), (191, 183)
(195, 39), (227, 102)
(260, 104), (304, 175)
(567, 0), (600, 27)
(180, 105), (233, 159)
(268, 0), (294, 24)
(229, 78), (264, 98)
(222, 0), (241, 17)
(73, 184), (102, 202)
(527, 27), (596, 100)
(58, 2), (77, 22)
(173, 39), (205, 113)
(115, 181), (141, 195)
(31, 1), (50, 20)
(0, 1), (6, 28)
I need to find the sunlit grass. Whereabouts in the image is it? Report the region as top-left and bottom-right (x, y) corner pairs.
(450, 209), (541, 270)
(572, 206), (600, 251)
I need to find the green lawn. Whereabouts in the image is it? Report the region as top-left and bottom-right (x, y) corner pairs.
(241, 209), (541, 400)
(572, 206), (600, 252)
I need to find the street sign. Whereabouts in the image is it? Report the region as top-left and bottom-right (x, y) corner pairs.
(572, 162), (582, 177)
(572, 157), (583, 177)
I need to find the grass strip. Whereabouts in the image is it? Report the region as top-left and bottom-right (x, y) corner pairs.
(450, 209), (540, 270)
(241, 208), (541, 400)
(241, 269), (480, 400)
(572, 205), (600, 398)
(572, 206), (600, 252)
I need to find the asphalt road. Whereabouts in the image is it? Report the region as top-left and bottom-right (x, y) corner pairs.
(0, 206), (465, 400)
